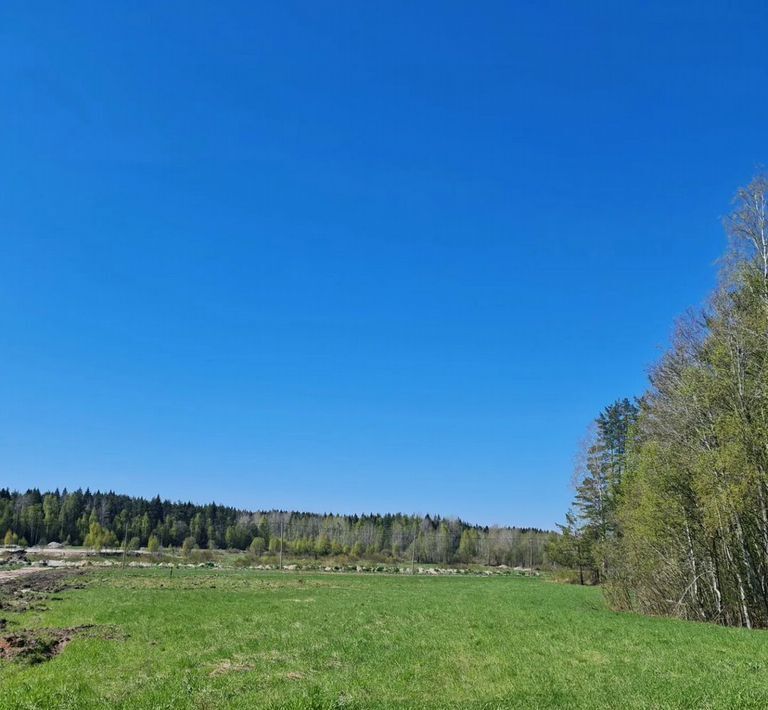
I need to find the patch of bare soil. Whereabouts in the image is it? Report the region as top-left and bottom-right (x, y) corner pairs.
(0, 570), (127, 665)
(0, 569), (85, 613)
(0, 625), (125, 664)
(0, 626), (93, 664)
(209, 659), (255, 676)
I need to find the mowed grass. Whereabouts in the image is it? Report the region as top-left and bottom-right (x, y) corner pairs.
(1, 569), (767, 709)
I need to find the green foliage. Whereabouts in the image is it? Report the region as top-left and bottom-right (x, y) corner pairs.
(458, 529), (479, 562)
(0, 488), (550, 565)
(84, 522), (117, 551)
(181, 536), (196, 557)
(314, 534), (331, 556)
(224, 524), (249, 550)
(554, 399), (638, 584)
(546, 510), (595, 585)
(556, 176), (768, 627)
(604, 176), (768, 627)
(248, 537), (265, 555)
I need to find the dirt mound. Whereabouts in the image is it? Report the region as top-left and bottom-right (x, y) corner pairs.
(0, 624), (127, 664)
(0, 549), (29, 565)
(0, 626), (92, 663)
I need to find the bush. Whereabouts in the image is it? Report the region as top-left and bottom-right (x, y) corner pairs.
(249, 537), (266, 555)
(182, 536), (196, 557)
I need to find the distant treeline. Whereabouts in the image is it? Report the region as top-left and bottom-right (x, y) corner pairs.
(550, 176), (768, 628)
(0, 488), (549, 566)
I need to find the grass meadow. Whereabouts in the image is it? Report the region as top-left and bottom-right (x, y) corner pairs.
(1, 568), (767, 709)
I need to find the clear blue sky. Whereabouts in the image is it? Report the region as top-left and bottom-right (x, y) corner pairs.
(1, 2), (766, 528)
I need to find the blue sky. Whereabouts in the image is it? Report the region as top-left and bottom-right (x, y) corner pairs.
(1, 2), (766, 528)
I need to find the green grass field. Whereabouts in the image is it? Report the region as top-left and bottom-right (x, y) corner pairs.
(1, 568), (767, 709)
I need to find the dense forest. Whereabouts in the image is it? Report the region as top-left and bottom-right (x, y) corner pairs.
(550, 176), (768, 628)
(0, 487), (549, 567)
